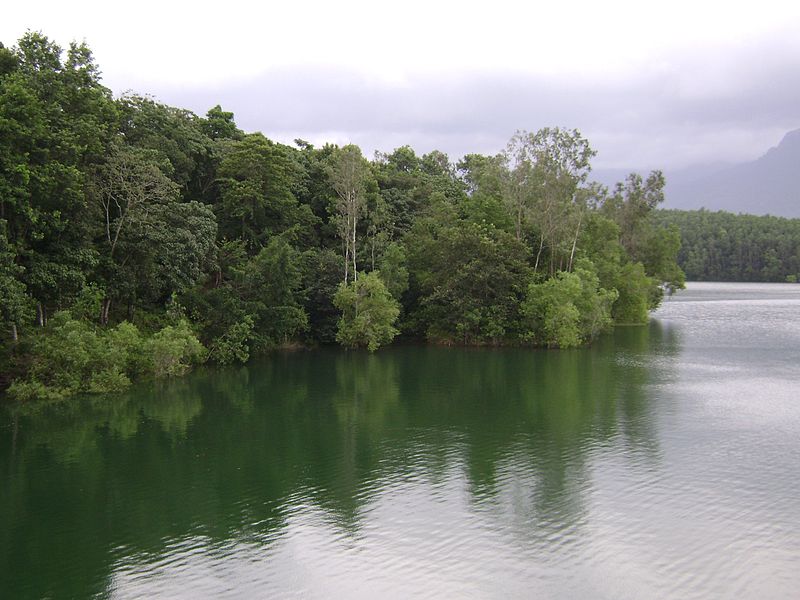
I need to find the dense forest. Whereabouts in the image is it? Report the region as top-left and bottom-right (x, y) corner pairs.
(0, 32), (684, 401)
(655, 209), (800, 282)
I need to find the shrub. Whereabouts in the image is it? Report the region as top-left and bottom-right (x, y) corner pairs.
(7, 312), (145, 400)
(333, 272), (400, 352)
(209, 315), (254, 365)
(522, 260), (617, 348)
(145, 319), (206, 377)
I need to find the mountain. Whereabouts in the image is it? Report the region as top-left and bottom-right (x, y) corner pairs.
(592, 129), (800, 218)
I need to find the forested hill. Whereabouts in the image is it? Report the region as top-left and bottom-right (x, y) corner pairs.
(655, 209), (800, 282)
(0, 32), (683, 401)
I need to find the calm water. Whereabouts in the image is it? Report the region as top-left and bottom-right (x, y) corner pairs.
(2, 282), (800, 599)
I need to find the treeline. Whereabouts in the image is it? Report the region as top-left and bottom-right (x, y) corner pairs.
(0, 33), (683, 400)
(655, 209), (800, 282)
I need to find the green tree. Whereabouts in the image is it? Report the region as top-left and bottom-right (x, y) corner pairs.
(406, 218), (532, 344)
(0, 33), (116, 324)
(377, 241), (409, 301)
(201, 104), (243, 141)
(522, 259), (616, 347)
(0, 221), (30, 341)
(333, 272), (400, 351)
(216, 133), (316, 247)
(88, 144), (216, 323)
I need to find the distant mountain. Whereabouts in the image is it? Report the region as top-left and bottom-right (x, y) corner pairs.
(592, 129), (800, 218)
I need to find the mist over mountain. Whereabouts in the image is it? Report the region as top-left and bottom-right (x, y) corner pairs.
(592, 130), (800, 218)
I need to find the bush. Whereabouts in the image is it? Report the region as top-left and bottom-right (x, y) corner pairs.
(7, 312), (144, 401)
(209, 315), (254, 365)
(145, 319), (206, 377)
(612, 262), (653, 324)
(333, 272), (400, 352)
(87, 369), (131, 394)
(7, 314), (206, 401)
(522, 259), (617, 348)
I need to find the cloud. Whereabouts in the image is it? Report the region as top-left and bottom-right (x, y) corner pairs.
(119, 44), (800, 171)
(5, 2), (800, 171)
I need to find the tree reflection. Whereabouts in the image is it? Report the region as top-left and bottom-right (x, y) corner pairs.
(0, 324), (679, 598)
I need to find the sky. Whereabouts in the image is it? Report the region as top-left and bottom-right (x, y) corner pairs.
(3, 0), (800, 170)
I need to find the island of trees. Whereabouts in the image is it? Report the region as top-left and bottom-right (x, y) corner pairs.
(0, 33), (685, 401)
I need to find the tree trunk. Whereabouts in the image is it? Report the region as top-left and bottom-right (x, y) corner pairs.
(534, 234), (545, 273)
(344, 236), (350, 284)
(36, 303), (44, 328)
(568, 211), (583, 272)
(100, 297), (111, 325)
(11, 322), (18, 343)
(352, 212), (358, 282)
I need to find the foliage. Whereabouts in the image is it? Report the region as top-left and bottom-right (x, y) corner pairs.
(377, 242), (409, 301)
(209, 315), (254, 365)
(655, 209), (800, 282)
(601, 172), (685, 293)
(611, 263), (653, 324)
(216, 133), (315, 247)
(522, 259), (617, 347)
(144, 319), (206, 377)
(7, 311), (206, 400)
(300, 248), (344, 344)
(406, 219), (532, 344)
(329, 144), (371, 284)
(333, 272), (400, 351)
(8, 312), (142, 400)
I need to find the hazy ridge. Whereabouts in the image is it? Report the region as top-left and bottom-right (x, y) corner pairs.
(593, 129), (800, 218)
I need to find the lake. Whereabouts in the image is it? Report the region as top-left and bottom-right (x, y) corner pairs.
(2, 282), (799, 599)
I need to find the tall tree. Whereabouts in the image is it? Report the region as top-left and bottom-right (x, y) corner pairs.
(0, 32), (117, 324)
(329, 145), (369, 284)
(526, 128), (595, 274)
(88, 145), (216, 323)
(216, 133), (315, 248)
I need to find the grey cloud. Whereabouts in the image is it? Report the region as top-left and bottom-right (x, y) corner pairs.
(136, 52), (800, 170)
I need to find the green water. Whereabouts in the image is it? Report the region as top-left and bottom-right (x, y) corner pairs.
(2, 282), (800, 598)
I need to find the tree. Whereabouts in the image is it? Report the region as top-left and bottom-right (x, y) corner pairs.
(0, 221), (30, 341)
(377, 242), (409, 301)
(216, 133), (315, 248)
(300, 248), (344, 344)
(406, 219), (532, 344)
(333, 272), (400, 351)
(238, 236), (308, 347)
(201, 104), (243, 141)
(602, 172), (663, 249)
(522, 259), (617, 348)
(601, 172), (685, 295)
(503, 132), (537, 241)
(0, 32), (117, 324)
(116, 93), (213, 193)
(524, 128), (595, 273)
(88, 144), (216, 323)
(329, 145), (369, 283)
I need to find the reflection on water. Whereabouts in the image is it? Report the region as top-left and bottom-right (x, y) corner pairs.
(2, 284), (799, 599)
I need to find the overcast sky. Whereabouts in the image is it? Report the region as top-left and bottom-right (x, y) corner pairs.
(4, 0), (800, 170)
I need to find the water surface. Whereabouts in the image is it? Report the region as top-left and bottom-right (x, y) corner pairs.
(2, 282), (799, 598)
